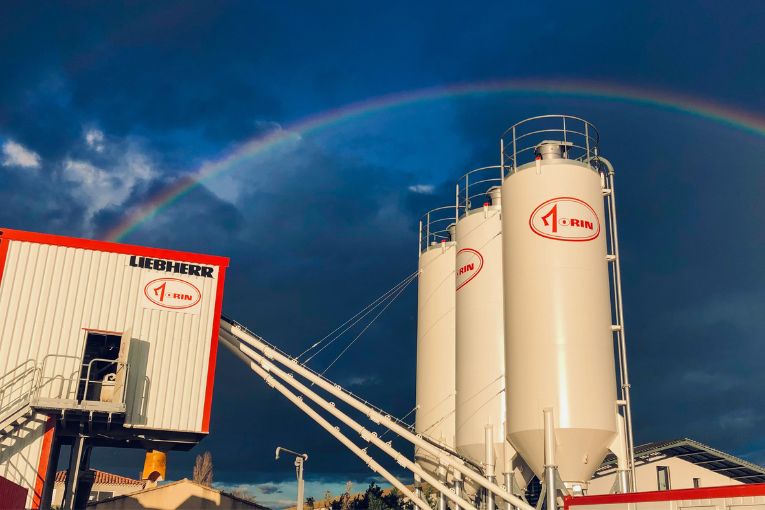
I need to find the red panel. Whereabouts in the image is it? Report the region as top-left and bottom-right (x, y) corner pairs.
(31, 418), (55, 510)
(0, 228), (229, 267)
(0, 475), (28, 510)
(201, 265), (227, 433)
(0, 481), (27, 510)
(0, 236), (10, 288)
(565, 483), (765, 510)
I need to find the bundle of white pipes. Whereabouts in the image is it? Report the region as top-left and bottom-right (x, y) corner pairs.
(218, 318), (535, 510)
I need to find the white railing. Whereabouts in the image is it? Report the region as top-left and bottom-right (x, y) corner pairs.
(501, 115), (599, 172)
(0, 354), (130, 426)
(418, 205), (458, 253)
(457, 165), (503, 214)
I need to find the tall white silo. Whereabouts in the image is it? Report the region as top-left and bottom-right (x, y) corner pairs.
(415, 206), (458, 479)
(500, 116), (618, 487)
(454, 167), (532, 501)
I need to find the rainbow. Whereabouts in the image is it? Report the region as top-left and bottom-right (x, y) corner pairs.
(104, 79), (765, 242)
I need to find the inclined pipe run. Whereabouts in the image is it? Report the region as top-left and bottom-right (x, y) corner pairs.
(219, 329), (480, 510)
(218, 332), (432, 510)
(221, 320), (536, 510)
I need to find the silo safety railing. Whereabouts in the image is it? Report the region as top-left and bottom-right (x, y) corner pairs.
(457, 165), (503, 214)
(418, 205), (458, 253)
(501, 115), (599, 173)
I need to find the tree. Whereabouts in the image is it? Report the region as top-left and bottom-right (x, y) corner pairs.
(192, 451), (213, 486)
(384, 487), (412, 510)
(363, 482), (386, 510)
(340, 481), (353, 510)
(229, 487), (258, 503)
(422, 484), (439, 510)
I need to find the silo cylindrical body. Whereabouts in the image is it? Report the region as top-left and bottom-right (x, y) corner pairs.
(454, 189), (507, 469)
(501, 157), (617, 485)
(415, 238), (457, 478)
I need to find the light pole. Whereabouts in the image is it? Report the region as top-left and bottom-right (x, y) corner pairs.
(276, 447), (308, 510)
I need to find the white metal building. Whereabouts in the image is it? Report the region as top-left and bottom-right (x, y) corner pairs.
(589, 438), (765, 494)
(0, 228), (229, 509)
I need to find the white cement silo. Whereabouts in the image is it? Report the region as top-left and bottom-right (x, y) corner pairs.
(455, 177), (505, 469)
(500, 116), (618, 486)
(454, 168), (533, 502)
(415, 206), (457, 479)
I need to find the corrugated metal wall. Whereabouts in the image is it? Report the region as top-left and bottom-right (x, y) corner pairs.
(0, 239), (222, 433)
(0, 414), (47, 509)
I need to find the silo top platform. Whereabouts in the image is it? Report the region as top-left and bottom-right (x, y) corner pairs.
(501, 115), (600, 171)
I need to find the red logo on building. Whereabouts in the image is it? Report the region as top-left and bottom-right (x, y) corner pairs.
(456, 248), (484, 290)
(144, 278), (202, 310)
(529, 197), (600, 242)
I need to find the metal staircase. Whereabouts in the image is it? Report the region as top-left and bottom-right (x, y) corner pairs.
(0, 356), (130, 444)
(0, 361), (37, 438)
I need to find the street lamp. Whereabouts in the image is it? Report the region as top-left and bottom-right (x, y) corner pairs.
(276, 447), (309, 510)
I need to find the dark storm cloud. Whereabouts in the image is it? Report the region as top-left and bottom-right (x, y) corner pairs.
(108, 137), (451, 482)
(258, 484), (283, 495)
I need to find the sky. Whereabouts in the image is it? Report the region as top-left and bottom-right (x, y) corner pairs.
(1, 1), (765, 508)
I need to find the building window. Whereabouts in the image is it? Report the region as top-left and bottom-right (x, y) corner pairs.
(657, 466), (671, 491)
(693, 478), (701, 488)
(88, 491), (114, 502)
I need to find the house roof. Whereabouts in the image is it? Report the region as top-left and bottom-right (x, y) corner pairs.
(55, 470), (144, 486)
(86, 478), (270, 509)
(594, 438), (765, 484)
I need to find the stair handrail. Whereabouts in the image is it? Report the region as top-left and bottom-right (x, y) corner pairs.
(35, 354), (83, 401)
(0, 361), (39, 425)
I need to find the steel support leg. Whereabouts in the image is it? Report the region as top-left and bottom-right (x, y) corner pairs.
(62, 434), (86, 510)
(504, 472), (514, 510)
(40, 429), (61, 510)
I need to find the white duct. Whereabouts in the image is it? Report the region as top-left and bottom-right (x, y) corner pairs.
(219, 329), (479, 510)
(221, 319), (536, 510)
(219, 330), (432, 510)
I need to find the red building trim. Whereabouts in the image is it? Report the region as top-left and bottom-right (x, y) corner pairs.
(32, 418), (55, 510)
(0, 236), (11, 289)
(0, 228), (229, 267)
(201, 265), (227, 433)
(565, 483), (765, 510)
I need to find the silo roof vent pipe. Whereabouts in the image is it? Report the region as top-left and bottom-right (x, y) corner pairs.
(487, 186), (501, 206)
(534, 140), (574, 160)
(447, 223), (457, 241)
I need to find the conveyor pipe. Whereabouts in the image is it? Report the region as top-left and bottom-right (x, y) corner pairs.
(219, 333), (432, 510)
(219, 329), (479, 510)
(221, 321), (535, 510)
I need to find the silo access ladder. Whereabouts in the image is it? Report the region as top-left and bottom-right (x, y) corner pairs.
(218, 315), (536, 510)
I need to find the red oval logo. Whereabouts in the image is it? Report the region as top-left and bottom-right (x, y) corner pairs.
(529, 197), (600, 242)
(456, 248), (484, 291)
(144, 278), (202, 310)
